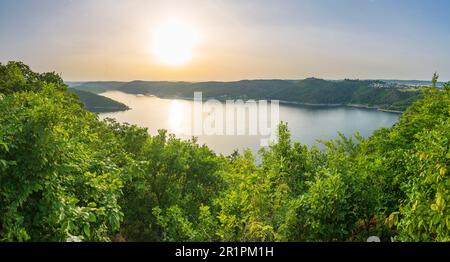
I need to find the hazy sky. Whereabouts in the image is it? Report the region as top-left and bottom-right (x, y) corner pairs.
(0, 0), (449, 81)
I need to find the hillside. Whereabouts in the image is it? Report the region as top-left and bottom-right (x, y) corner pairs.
(71, 78), (422, 112)
(67, 81), (126, 93)
(69, 89), (130, 113)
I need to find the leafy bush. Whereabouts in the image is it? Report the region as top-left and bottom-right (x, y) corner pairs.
(2, 61), (450, 242)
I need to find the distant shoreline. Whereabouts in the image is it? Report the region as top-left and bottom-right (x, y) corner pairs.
(279, 101), (402, 114)
(117, 92), (404, 114)
(74, 78), (420, 113)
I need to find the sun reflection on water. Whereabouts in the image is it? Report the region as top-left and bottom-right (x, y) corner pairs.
(168, 100), (189, 135)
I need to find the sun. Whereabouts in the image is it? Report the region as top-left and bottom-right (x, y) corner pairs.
(151, 19), (200, 66)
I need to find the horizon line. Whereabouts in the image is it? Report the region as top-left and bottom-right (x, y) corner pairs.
(64, 77), (443, 84)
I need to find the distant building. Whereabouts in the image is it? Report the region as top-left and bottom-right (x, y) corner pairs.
(369, 82), (421, 89)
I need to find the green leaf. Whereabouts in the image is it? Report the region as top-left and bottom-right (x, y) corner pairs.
(83, 225), (91, 238)
(87, 213), (97, 223)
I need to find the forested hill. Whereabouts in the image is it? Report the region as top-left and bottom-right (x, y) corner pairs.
(71, 78), (422, 111)
(68, 89), (129, 113)
(0, 62), (128, 113)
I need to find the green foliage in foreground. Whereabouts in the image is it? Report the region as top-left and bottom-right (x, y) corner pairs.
(1, 62), (450, 242)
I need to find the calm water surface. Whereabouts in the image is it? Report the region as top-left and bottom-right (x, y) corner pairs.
(99, 91), (399, 155)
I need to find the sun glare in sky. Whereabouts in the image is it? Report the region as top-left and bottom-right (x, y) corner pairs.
(151, 19), (200, 66)
(1, 1), (449, 81)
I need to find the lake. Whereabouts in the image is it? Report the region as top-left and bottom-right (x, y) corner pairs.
(98, 91), (399, 155)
